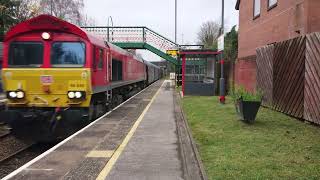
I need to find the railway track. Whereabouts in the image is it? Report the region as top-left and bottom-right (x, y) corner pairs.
(0, 99), (6, 111)
(0, 132), (11, 140)
(0, 140), (55, 179)
(0, 134), (34, 162)
(0, 143), (34, 163)
(0, 122), (11, 139)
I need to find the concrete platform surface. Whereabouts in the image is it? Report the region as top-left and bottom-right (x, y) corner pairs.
(106, 80), (183, 180)
(4, 80), (204, 180)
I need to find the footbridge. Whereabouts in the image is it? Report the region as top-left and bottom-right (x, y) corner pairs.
(82, 26), (179, 64)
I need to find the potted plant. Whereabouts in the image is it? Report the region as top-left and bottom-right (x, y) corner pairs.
(231, 86), (262, 123)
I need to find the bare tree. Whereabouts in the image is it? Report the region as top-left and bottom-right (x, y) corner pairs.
(80, 14), (96, 26)
(197, 21), (220, 49)
(14, 0), (41, 22)
(39, 0), (84, 25)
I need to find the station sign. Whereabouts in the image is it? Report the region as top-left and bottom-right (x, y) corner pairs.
(218, 35), (224, 51)
(166, 49), (179, 57)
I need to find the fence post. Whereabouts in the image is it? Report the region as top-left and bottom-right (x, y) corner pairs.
(107, 27), (110, 42)
(142, 28), (146, 43)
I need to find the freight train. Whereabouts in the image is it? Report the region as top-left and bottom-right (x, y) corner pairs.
(0, 15), (162, 141)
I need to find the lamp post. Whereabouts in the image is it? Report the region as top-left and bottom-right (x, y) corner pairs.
(175, 0), (177, 44)
(219, 0), (225, 103)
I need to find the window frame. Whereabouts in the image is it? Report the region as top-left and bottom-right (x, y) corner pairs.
(97, 48), (104, 70)
(253, 0), (261, 20)
(268, 0), (277, 11)
(50, 41), (86, 68)
(8, 41), (44, 68)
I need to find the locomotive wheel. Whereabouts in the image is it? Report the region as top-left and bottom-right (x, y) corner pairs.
(88, 100), (97, 121)
(111, 95), (123, 108)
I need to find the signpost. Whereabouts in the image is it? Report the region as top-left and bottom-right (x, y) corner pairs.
(218, 35), (224, 51)
(218, 35), (225, 103)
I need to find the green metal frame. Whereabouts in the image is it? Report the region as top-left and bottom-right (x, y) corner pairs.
(114, 42), (178, 64)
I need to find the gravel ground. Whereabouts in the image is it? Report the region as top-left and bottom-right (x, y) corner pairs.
(0, 135), (33, 162)
(0, 143), (55, 179)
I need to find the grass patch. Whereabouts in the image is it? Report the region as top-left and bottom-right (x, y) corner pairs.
(182, 96), (320, 179)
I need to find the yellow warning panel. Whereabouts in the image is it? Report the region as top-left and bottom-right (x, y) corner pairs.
(86, 150), (114, 158)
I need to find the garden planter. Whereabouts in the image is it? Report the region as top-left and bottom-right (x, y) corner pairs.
(235, 99), (261, 123)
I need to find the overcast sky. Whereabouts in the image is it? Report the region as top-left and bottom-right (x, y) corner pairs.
(83, 0), (239, 61)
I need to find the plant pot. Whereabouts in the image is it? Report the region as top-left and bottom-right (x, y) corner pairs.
(235, 99), (261, 123)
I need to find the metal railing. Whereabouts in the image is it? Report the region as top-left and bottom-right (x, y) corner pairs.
(81, 26), (179, 53)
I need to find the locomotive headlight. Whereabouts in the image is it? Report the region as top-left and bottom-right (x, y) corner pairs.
(16, 91), (25, 99)
(8, 91), (17, 98)
(41, 32), (51, 40)
(68, 91), (75, 99)
(75, 92), (82, 98)
(7, 91), (25, 99)
(68, 91), (85, 99)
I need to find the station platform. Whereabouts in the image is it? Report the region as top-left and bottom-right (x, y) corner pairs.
(4, 80), (205, 180)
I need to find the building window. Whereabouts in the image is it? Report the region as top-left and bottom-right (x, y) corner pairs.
(268, 0), (277, 10)
(253, 0), (261, 19)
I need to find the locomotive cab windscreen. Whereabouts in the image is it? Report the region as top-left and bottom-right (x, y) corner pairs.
(51, 42), (86, 68)
(9, 42), (44, 67)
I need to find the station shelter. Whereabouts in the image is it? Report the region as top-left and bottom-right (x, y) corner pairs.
(178, 49), (221, 96)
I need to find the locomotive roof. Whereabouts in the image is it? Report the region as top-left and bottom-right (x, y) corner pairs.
(143, 60), (161, 69)
(4, 14), (105, 47)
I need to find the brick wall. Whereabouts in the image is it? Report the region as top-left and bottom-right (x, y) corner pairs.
(236, 0), (320, 92)
(235, 56), (257, 92)
(306, 0), (320, 33)
(238, 0), (307, 59)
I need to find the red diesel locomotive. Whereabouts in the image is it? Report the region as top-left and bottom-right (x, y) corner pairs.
(1, 15), (161, 141)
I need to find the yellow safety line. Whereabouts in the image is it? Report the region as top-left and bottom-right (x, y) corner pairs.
(96, 81), (164, 180)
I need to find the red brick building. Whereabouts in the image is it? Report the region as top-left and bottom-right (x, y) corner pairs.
(235, 0), (320, 91)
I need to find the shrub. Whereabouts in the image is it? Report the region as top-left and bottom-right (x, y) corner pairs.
(230, 86), (263, 102)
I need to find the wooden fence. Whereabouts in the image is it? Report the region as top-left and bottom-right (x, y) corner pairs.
(256, 44), (274, 106)
(256, 32), (320, 124)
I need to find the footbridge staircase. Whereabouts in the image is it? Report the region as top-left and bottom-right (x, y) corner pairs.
(82, 26), (179, 64)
